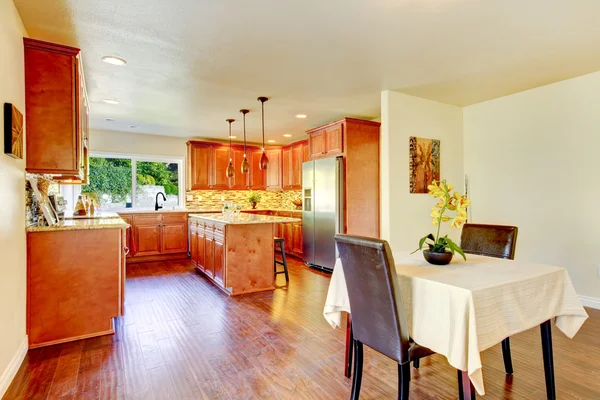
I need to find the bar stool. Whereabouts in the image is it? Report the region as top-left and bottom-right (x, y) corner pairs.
(274, 237), (289, 281)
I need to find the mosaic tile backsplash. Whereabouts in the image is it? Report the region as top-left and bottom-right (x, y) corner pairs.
(186, 190), (302, 210)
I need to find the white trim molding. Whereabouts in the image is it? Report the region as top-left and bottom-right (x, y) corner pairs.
(579, 295), (600, 310)
(0, 336), (28, 398)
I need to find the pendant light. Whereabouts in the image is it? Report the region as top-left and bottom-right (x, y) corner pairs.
(225, 119), (235, 178)
(240, 109), (250, 174)
(257, 96), (269, 170)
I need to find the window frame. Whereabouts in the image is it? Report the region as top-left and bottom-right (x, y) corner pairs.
(63, 151), (185, 211)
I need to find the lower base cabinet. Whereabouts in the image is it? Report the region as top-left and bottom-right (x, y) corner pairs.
(190, 219), (226, 289)
(247, 210), (303, 258)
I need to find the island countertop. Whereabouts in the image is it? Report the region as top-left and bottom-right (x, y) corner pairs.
(189, 212), (301, 225)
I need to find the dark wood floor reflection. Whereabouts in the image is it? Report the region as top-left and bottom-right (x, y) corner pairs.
(4, 258), (600, 399)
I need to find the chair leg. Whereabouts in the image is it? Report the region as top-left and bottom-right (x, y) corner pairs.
(345, 315), (353, 378)
(350, 340), (363, 400)
(540, 320), (556, 400)
(398, 363), (411, 400)
(457, 370), (476, 400)
(501, 338), (513, 374)
(413, 359), (420, 369)
(281, 244), (289, 281)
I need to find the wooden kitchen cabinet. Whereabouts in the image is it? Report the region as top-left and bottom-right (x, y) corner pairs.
(119, 212), (189, 263)
(212, 146), (232, 190)
(134, 215), (162, 257)
(187, 143), (212, 190)
(190, 223), (198, 266)
(282, 146), (293, 189)
(249, 149), (266, 190)
(213, 233), (225, 287)
(282, 140), (307, 190)
(120, 214), (133, 256)
(204, 230), (215, 278)
(197, 223), (206, 272)
(307, 122), (343, 159)
(292, 222), (303, 255)
(266, 149), (283, 190)
(24, 38), (89, 179)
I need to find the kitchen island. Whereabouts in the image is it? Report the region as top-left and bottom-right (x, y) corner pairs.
(189, 213), (301, 295)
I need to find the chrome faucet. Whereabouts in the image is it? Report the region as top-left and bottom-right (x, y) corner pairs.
(155, 192), (167, 211)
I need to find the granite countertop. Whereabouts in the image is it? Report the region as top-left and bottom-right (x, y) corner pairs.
(64, 210), (122, 219)
(27, 217), (130, 232)
(112, 208), (302, 214)
(189, 212), (301, 225)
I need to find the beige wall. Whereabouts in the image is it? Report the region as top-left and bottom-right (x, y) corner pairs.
(464, 71), (600, 299)
(380, 91), (464, 252)
(0, 0), (27, 395)
(90, 129), (188, 158)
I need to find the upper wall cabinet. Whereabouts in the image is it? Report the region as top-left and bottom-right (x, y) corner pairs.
(24, 38), (89, 179)
(282, 140), (308, 190)
(307, 122), (343, 160)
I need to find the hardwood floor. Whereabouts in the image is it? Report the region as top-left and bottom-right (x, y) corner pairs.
(4, 258), (600, 399)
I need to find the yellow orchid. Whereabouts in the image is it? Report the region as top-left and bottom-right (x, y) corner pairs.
(413, 179), (470, 261)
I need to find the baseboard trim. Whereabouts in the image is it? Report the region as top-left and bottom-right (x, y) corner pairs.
(580, 295), (600, 310)
(0, 335), (28, 398)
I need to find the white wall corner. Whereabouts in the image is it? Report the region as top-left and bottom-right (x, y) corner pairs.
(0, 336), (28, 398)
(579, 295), (600, 310)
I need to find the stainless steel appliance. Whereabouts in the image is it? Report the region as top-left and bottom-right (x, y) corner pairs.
(302, 157), (344, 272)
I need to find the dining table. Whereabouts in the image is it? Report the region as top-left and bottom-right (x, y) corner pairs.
(323, 251), (589, 399)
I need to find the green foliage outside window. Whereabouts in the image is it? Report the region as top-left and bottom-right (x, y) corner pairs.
(82, 157), (179, 203)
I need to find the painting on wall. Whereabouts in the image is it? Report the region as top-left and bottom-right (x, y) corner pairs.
(4, 103), (24, 159)
(409, 136), (440, 193)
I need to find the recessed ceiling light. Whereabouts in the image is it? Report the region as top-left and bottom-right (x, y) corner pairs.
(102, 56), (127, 66)
(102, 99), (120, 105)
(267, 139), (276, 143)
(129, 125), (138, 129)
(229, 136), (237, 139)
(295, 114), (307, 119)
(105, 118), (115, 122)
(283, 134), (292, 138)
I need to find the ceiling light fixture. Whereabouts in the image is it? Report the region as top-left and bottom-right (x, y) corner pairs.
(102, 99), (120, 105)
(102, 56), (127, 66)
(229, 136), (237, 139)
(258, 96), (269, 170)
(226, 119), (235, 178)
(105, 118), (115, 122)
(267, 140), (275, 143)
(129, 125), (138, 128)
(240, 109), (250, 174)
(295, 114), (307, 119)
(283, 134), (292, 138)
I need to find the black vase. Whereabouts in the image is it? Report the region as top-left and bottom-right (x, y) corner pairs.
(423, 250), (453, 265)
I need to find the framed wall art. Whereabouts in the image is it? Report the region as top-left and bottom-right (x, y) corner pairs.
(409, 136), (440, 194)
(4, 103), (24, 159)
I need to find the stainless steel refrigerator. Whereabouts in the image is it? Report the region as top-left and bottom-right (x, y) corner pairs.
(302, 157), (344, 272)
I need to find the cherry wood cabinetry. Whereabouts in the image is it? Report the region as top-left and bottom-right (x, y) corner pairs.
(245, 210), (303, 258)
(213, 234), (225, 286)
(283, 140), (308, 190)
(204, 229), (215, 278)
(306, 118), (381, 239)
(187, 143), (212, 190)
(265, 148), (283, 190)
(249, 149), (266, 190)
(292, 222), (303, 255)
(27, 228), (126, 348)
(118, 212), (188, 263)
(307, 121), (343, 159)
(24, 38), (89, 180)
(190, 219), (226, 288)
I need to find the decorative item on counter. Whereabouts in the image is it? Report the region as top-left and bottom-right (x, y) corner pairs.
(74, 195), (87, 216)
(3, 103), (23, 159)
(27, 177), (58, 226)
(412, 179), (469, 265)
(247, 191), (261, 209)
(292, 198), (302, 210)
(234, 204), (242, 218)
(409, 136), (440, 194)
(89, 200), (96, 216)
(222, 201), (234, 219)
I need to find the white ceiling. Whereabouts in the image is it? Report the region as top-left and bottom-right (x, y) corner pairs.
(13, 0), (600, 143)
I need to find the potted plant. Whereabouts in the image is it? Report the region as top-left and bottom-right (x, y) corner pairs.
(247, 191), (262, 209)
(413, 180), (470, 265)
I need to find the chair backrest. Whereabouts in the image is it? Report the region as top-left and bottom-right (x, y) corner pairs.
(334, 234), (411, 364)
(460, 223), (518, 260)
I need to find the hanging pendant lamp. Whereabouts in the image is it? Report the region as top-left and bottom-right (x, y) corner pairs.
(240, 109), (250, 174)
(225, 119), (235, 178)
(257, 96), (269, 170)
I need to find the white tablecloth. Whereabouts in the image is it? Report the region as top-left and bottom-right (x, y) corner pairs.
(323, 251), (589, 395)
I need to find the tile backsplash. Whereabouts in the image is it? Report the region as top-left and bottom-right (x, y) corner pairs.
(186, 189), (302, 210)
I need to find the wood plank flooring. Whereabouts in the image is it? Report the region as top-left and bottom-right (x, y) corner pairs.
(4, 257), (600, 399)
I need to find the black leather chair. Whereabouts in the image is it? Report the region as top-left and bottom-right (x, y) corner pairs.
(460, 223), (518, 375)
(335, 234), (462, 400)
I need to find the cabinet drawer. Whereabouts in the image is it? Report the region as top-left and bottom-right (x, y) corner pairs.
(163, 213), (187, 224)
(134, 214), (161, 226)
(214, 223), (225, 236)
